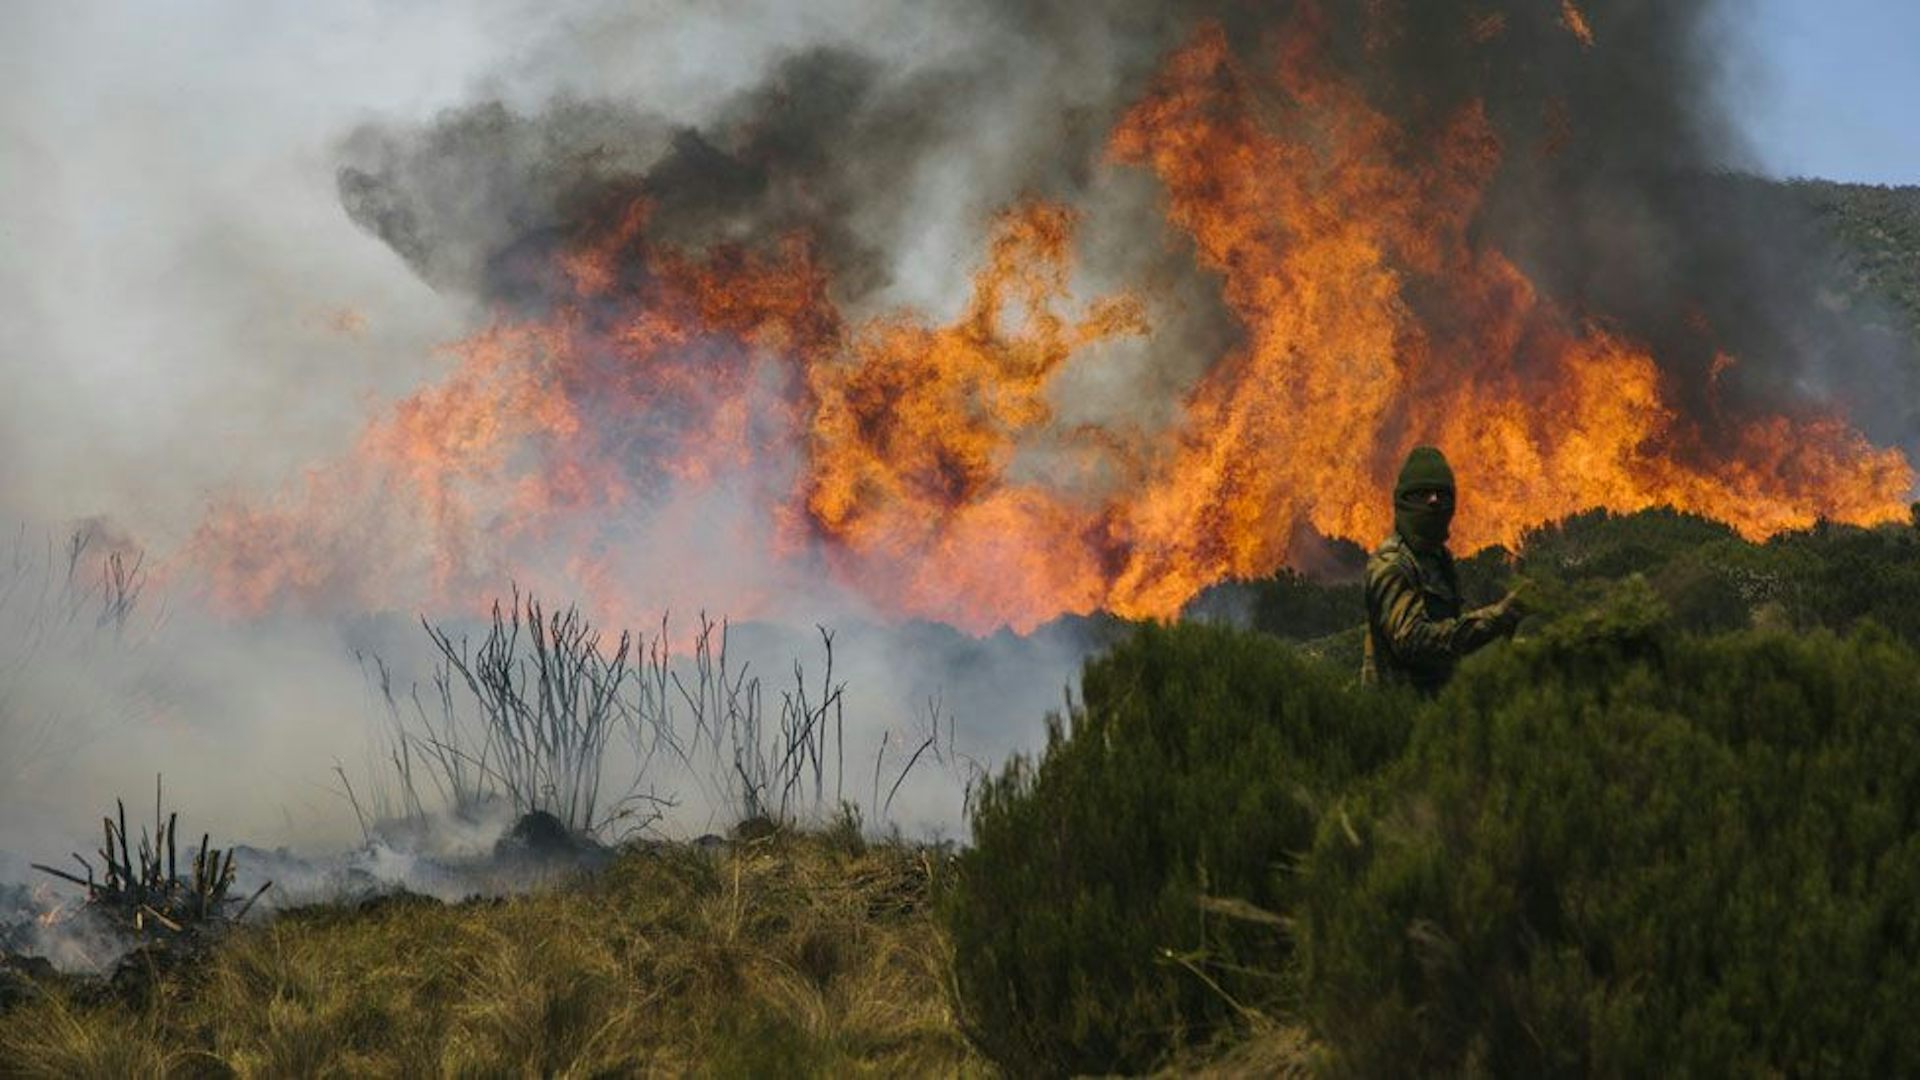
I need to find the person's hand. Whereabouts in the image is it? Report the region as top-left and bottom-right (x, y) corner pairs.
(1503, 580), (1532, 615)
(1489, 580), (1532, 630)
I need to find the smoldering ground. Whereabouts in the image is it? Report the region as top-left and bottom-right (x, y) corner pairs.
(0, 535), (1108, 968)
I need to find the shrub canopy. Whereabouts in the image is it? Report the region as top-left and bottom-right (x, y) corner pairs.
(1300, 581), (1920, 1076)
(944, 622), (1412, 1076)
(947, 539), (1920, 1075)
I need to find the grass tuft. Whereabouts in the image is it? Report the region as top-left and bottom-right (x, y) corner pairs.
(0, 833), (985, 1077)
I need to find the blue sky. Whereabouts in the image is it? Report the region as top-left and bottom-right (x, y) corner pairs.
(1735, 0), (1920, 183)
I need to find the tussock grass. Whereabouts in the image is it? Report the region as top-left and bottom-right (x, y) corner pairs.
(0, 830), (985, 1077)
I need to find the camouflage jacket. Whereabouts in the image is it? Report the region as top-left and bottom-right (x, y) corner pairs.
(1361, 533), (1512, 695)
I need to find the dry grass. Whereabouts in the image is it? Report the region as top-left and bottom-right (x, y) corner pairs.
(0, 829), (986, 1078)
(1154, 1022), (1320, 1079)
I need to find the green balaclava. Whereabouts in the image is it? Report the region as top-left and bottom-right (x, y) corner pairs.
(1393, 446), (1456, 552)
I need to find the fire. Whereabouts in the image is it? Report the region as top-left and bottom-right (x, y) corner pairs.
(1093, 23), (1908, 615)
(198, 219), (838, 623)
(30, 884), (66, 928)
(1561, 1), (1596, 47)
(805, 203), (1148, 626)
(193, 15), (1913, 634)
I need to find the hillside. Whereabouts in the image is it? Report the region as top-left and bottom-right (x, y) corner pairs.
(1, 177), (1917, 1078)
(1795, 179), (1920, 335)
(3, 506), (1917, 1075)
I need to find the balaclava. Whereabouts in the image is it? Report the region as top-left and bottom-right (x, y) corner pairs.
(1393, 446), (1456, 553)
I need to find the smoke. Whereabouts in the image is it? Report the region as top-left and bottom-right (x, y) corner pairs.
(0, 1), (1905, 540)
(2, 0), (1915, 927)
(333, 0), (1919, 468)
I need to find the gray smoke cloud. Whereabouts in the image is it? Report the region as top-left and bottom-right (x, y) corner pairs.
(2, 0), (1915, 914)
(4, 1), (1911, 540)
(333, 0), (1920, 467)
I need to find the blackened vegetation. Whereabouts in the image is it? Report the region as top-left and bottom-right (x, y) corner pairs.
(422, 591), (636, 837)
(30, 778), (269, 939)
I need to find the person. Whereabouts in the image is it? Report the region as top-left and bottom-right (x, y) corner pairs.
(1361, 446), (1525, 695)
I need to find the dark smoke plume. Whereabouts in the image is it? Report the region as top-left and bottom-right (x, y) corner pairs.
(339, 48), (970, 309)
(337, 0), (1917, 475)
(337, 0), (1912, 457)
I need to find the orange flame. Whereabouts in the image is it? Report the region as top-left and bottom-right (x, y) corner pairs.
(1092, 24), (1908, 618)
(193, 20), (1913, 634)
(1561, 0), (1596, 47)
(804, 203), (1148, 627)
(30, 883), (66, 928)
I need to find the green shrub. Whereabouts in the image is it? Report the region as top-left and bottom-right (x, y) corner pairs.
(1512, 509), (1920, 644)
(1249, 569), (1365, 641)
(951, 511), (1920, 1074)
(943, 623), (1413, 1076)
(1298, 580), (1920, 1077)
(1517, 507), (1740, 584)
(1769, 522), (1920, 646)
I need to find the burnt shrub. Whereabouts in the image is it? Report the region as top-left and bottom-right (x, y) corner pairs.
(1298, 580), (1920, 1077)
(942, 623), (1413, 1076)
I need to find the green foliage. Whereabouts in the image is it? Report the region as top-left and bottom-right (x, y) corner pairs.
(1793, 179), (1920, 336)
(1522, 509), (1920, 647)
(943, 623), (1412, 1076)
(1762, 522), (1920, 645)
(1299, 580), (1920, 1076)
(1454, 545), (1519, 608)
(1249, 569), (1365, 642)
(1241, 507), (1920, 650)
(954, 508), (1920, 1073)
(1518, 507), (1741, 583)
(1510, 509), (1753, 635)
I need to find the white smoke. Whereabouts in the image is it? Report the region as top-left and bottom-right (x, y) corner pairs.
(1, 0), (1906, 940)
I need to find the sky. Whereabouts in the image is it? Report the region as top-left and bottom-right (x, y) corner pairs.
(1736, 0), (1920, 183)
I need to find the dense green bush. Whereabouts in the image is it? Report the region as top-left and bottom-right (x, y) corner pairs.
(1517, 507), (1741, 584)
(1249, 569), (1364, 641)
(1299, 580), (1920, 1076)
(1234, 507), (1920, 649)
(1369, 507), (1919, 645)
(1766, 521), (1920, 646)
(951, 510), (1920, 1074)
(943, 623), (1412, 1076)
